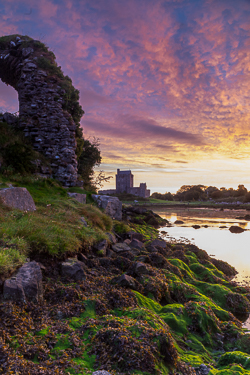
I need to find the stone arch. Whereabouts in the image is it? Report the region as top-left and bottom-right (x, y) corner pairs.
(0, 35), (83, 186)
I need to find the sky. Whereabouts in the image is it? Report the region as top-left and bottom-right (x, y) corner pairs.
(0, 0), (250, 193)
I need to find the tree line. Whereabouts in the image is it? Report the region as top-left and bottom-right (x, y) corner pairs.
(151, 184), (250, 203)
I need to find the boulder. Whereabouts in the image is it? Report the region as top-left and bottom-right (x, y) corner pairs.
(229, 226), (245, 233)
(123, 239), (131, 245)
(77, 253), (88, 263)
(92, 371), (112, 375)
(67, 192), (86, 204)
(106, 232), (117, 244)
(144, 214), (161, 228)
(3, 261), (43, 302)
(124, 206), (147, 215)
(92, 194), (122, 220)
(196, 364), (210, 375)
(94, 239), (108, 256)
(146, 244), (158, 253)
(149, 252), (166, 268)
(174, 220), (184, 224)
(0, 187), (36, 211)
(134, 262), (149, 276)
(192, 225), (200, 229)
(112, 242), (131, 253)
(129, 232), (144, 242)
(150, 239), (167, 249)
(129, 239), (145, 250)
(128, 248), (140, 257)
(111, 274), (136, 289)
(61, 258), (86, 281)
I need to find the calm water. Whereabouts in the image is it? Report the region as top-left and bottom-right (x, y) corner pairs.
(153, 207), (250, 328)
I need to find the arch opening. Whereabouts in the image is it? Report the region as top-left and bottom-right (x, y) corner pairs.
(0, 81), (18, 114)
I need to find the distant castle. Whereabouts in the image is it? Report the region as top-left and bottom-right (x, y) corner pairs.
(99, 169), (150, 198)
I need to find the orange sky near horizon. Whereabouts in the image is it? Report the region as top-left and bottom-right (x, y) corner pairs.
(0, 0), (250, 193)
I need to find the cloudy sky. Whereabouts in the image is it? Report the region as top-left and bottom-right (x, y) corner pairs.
(1, 0), (250, 192)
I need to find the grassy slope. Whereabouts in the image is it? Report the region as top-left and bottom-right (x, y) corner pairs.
(1, 176), (250, 374)
(0, 174), (112, 275)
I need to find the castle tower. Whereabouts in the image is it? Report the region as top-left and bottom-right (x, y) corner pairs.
(116, 169), (133, 193)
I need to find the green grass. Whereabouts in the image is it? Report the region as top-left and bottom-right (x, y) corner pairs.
(0, 175), (113, 274)
(0, 239), (27, 274)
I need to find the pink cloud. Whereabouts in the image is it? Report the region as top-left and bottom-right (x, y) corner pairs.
(0, 0), (250, 175)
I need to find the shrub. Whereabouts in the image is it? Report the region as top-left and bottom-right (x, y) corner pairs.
(0, 121), (42, 174)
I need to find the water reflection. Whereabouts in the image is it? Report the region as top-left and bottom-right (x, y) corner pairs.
(153, 207), (250, 329)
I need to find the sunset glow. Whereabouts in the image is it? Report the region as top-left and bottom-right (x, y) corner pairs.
(1, 0), (250, 192)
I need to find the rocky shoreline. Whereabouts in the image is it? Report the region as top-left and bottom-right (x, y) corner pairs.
(1, 203), (250, 374)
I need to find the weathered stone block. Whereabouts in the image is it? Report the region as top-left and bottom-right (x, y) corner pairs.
(67, 192), (86, 204)
(106, 232), (117, 244)
(129, 239), (145, 250)
(133, 262), (149, 276)
(61, 258), (86, 281)
(92, 194), (122, 220)
(0, 187), (36, 211)
(111, 274), (136, 289)
(150, 239), (167, 249)
(94, 239), (108, 256)
(3, 261), (43, 302)
(112, 242), (131, 253)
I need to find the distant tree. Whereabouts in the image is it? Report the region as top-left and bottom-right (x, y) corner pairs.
(234, 184), (248, 197)
(177, 185), (192, 194)
(164, 192), (174, 201)
(210, 190), (223, 199)
(151, 192), (173, 201)
(175, 185), (206, 201)
(244, 192), (250, 203)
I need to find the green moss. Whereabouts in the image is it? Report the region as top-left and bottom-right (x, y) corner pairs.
(168, 258), (195, 279)
(37, 56), (64, 78)
(35, 327), (50, 336)
(113, 220), (130, 234)
(130, 222), (159, 241)
(210, 366), (250, 374)
(236, 334), (250, 354)
(190, 262), (226, 283)
(67, 353), (96, 374)
(180, 352), (206, 367)
(0, 34), (31, 49)
(217, 351), (250, 369)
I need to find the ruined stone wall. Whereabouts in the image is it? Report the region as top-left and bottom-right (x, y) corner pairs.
(128, 183), (150, 198)
(0, 35), (80, 186)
